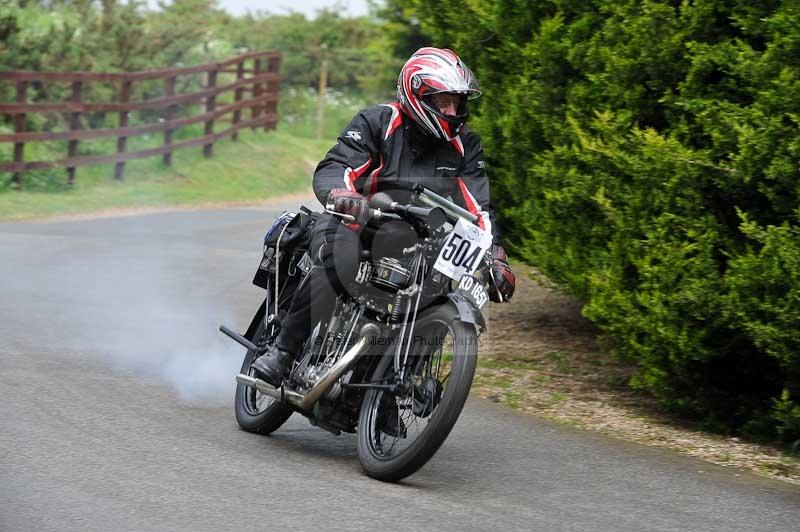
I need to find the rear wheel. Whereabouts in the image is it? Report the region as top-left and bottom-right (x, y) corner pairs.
(356, 304), (478, 481)
(234, 309), (293, 435)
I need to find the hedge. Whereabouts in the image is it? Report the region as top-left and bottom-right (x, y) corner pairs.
(399, 0), (800, 442)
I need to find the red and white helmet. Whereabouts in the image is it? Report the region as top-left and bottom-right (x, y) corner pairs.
(397, 47), (481, 141)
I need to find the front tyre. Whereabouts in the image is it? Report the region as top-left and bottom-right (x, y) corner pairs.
(234, 313), (293, 435)
(356, 304), (478, 482)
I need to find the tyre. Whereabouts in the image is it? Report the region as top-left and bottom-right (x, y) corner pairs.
(356, 303), (478, 481)
(234, 309), (293, 435)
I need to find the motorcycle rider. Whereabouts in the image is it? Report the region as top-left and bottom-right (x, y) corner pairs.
(252, 47), (516, 386)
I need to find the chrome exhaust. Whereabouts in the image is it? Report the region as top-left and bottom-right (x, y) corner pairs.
(236, 323), (381, 411)
(300, 322), (380, 409)
(235, 374), (307, 408)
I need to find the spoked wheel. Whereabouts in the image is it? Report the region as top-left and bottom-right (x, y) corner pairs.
(234, 310), (293, 435)
(357, 304), (478, 481)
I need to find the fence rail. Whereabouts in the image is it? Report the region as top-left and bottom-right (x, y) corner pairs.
(0, 50), (281, 187)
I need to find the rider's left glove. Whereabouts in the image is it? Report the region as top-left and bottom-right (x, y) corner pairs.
(488, 244), (515, 302)
(327, 188), (370, 226)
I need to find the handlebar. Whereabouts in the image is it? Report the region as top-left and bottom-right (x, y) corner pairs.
(325, 181), (480, 229)
(417, 188), (479, 225)
(369, 182), (479, 225)
(366, 192), (447, 230)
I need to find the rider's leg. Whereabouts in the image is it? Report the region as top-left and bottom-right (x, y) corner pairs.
(280, 217), (362, 352)
(252, 215), (361, 385)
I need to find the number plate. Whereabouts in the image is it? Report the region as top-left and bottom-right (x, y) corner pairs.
(433, 218), (493, 280)
(455, 274), (489, 310)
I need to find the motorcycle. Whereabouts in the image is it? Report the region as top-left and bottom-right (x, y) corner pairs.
(220, 182), (498, 481)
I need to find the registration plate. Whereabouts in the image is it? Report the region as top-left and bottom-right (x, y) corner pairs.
(455, 274), (489, 310)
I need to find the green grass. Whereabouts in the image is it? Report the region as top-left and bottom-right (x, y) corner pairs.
(545, 350), (574, 374)
(474, 374), (523, 408)
(478, 357), (539, 371)
(0, 86), (369, 221)
(0, 128), (330, 221)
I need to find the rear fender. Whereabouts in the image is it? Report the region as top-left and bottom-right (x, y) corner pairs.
(244, 300), (267, 341)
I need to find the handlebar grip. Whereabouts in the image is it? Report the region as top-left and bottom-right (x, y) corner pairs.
(391, 204), (426, 217)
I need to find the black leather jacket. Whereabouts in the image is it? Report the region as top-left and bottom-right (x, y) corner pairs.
(313, 103), (501, 244)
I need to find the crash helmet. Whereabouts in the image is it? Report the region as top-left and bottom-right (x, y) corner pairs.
(396, 47), (481, 141)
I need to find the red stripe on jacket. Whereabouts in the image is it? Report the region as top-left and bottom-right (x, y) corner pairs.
(457, 177), (485, 230)
(344, 158), (372, 191)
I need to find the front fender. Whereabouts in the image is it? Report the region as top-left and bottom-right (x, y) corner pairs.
(446, 293), (486, 334)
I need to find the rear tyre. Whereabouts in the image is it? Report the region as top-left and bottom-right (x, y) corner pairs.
(234, 312), (293, 435)
(356, 304), (478, 481)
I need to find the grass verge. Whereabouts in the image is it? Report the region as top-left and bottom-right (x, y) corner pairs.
(0, 128), (330, 222)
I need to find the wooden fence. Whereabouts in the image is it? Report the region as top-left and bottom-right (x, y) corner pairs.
(0, 50), (281, 188)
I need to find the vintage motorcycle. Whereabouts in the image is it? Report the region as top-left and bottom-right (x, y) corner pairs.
(220, 182), (499, 481)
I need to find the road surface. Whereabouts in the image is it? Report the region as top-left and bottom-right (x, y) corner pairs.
(1, 199), (797, 532)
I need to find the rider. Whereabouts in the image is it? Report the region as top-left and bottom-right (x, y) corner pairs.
(252, 47), (516, 386)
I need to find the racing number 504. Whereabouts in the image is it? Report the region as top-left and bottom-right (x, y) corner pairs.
(442, 232), (481, 272)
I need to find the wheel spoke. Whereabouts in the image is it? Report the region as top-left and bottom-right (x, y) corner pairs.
(364, 322), (462, 460)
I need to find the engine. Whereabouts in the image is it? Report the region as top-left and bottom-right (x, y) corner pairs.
(369, 257), (412, 291)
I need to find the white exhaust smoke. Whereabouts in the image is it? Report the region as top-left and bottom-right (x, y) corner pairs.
(29, 214), (262, 405)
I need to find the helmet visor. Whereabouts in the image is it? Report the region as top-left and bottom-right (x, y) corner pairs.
(422, 92), (468, 118)
(419, 64), (482, 100)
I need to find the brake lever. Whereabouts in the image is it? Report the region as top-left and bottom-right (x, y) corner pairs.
(325, 208), (384, 222)
(325, 209), (356, 222)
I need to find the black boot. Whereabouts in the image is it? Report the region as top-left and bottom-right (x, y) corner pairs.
(251, 345), (294, 387)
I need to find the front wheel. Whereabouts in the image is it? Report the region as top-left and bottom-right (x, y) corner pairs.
(356, 304), (478, 482)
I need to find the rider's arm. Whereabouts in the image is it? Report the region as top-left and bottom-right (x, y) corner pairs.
(456, 130), (502, 245)
(312, 108), (382, 205)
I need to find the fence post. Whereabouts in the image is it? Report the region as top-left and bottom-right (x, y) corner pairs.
(231, 59), (245, 141)
(265, 54), (281, 131)
(203, 66), (218, 157)
(251, 57), (263, 129)
(12, 81), (27, 190)
(66, 80), (82, 185)
(163, 76), (176, 166)
(115, 78), (132, 180)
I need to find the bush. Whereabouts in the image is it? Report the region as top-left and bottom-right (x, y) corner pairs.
(398, 0), (800, 440)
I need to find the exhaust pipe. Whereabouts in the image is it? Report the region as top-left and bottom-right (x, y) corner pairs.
(236, 323), (381, 411)
(300, 323), (380, 408)
(235, 374), (305, 406)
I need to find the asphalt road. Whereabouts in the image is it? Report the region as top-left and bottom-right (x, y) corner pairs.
(1, 199), (797, 532)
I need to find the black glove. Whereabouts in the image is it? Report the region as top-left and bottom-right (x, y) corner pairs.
(327, 188), (370, 226)
(488, 244), (515, 302)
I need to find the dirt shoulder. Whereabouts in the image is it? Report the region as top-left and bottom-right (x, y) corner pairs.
(477, 263), (800, 485)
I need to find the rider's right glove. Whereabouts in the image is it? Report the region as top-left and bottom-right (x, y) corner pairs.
(488, 244), (515, 302)
(327, 188), (370, 226)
